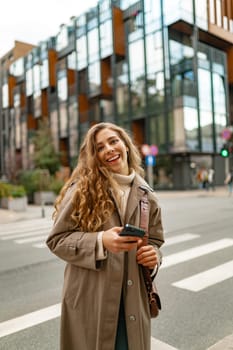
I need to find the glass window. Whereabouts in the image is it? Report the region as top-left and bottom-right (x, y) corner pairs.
(50, 108), (59, 152)
(183, 107), (199, 151)
(26, 69), (33, 96)
(100, 20), (113, 58)
(88, 61), (101, 95)
(58, 75), (68, 102)
(68, 52), (77, 70)
(129, 40), (146, 115)
(41, 59), (49, 89)
(56, 25), (68, 51)
(144, 0), (161, 33)
(2, 84), (9, 108)
(120, 0), (139, 10)
(116, 62), (129, 119)
(213, 73), (226, 114)
(77, 36), (87, 70)
(69, 101), (78, 158)
(9, 58), (24, 77)
(14, 92), (20, 107)
(87, 28), (99, 62)
(198, 69), (211, 111)
(33, 64), (41, 97)
(146, 31), (163, 73)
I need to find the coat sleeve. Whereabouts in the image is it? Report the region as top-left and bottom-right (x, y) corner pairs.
(46, 186), (103, 271)
(148, 194), (165, 265)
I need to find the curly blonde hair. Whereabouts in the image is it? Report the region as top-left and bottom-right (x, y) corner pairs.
(53, 122), (144, 231)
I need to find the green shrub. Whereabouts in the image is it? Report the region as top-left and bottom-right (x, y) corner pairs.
(0, 182), (26, 198)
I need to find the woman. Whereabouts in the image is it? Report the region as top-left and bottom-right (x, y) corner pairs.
(46, 122), (164, 350)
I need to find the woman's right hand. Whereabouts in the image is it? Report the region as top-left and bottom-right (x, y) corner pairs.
(102, 227), (141, 253)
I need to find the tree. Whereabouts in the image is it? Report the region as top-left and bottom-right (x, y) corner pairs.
(32, 119), (60, 175)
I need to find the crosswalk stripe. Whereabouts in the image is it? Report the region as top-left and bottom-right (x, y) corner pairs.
(0, 303), (177, 349)
(1, 230), (49, 240)
(151, 336), (178, 350)
(0, 304), (61, 338)
(33, 242), (47, 248)
(172, 260), (233, 292)
(161, 239), (233, 269)
(165, 233), (200, 246)
(0, 224), (51, 237)
(15, 235), (48, 244)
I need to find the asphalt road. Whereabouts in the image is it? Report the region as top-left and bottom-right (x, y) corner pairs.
(0, 191), (233, 349)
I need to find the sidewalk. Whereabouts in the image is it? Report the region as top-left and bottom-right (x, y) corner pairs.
(0, 186), (230, 225)
(0, 204), (54, 224)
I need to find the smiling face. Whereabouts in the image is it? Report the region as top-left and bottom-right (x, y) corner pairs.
(95, 128), (129, 175)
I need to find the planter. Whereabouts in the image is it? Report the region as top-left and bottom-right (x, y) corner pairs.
(34, 191), (56, 205)
(1, 196), (28, 211)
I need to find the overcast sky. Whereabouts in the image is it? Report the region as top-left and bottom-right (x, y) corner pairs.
(0, 0), (98, 57)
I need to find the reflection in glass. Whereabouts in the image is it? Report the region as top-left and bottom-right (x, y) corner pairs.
(184, 107), (199, 151)
(129, 40), (145, 116)
(88, 61), (101, 95)
(77, 36), (87, 70)
(41, 59), (49, 89)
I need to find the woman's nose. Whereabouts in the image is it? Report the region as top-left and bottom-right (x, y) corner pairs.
(105, 144), (114, 153)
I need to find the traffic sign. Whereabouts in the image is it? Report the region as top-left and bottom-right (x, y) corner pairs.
(141, 144), (151, 156)
(145, 155), (156, 166)
(150, 145), (158, 156)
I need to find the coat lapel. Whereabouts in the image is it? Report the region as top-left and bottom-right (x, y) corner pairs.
(124, 175), (150, 224)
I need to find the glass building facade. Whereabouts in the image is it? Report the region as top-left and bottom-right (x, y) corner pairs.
(1, 0), (233, 189)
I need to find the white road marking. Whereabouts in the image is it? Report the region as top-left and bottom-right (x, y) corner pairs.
(161, 239), (233, 269)
(172, 260), (233, 292)
(15, 235), (48, 244)
(0, 304), (178, 350)
(165, 233), (200, 246)
(0, 224), (51, 237)
(1, 230), (49, 240)
(151, 336), (178, 349)
(0, 304), (61, 338)
(33, 242), (47, 248)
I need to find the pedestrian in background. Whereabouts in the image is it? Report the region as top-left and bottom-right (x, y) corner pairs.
(207, 168), (215, 191)
(224, 169), (233, 196)
(46, 122), (164, 350)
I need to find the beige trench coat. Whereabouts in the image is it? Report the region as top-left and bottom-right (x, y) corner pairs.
(46, 174), (164, 350)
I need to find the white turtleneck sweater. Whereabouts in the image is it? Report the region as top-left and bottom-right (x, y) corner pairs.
(96, 170), (135, 260)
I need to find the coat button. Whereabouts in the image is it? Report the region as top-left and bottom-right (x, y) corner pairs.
(129, 315), (136, 321)
(127, 279), (133, 286)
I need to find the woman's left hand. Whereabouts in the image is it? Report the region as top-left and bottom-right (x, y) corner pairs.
(136, 244), (158, 269)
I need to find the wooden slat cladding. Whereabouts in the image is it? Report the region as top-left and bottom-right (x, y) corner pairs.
(67, 69), (76, 96)
(112, 7), (125, 57)
(208, 0), (233, 43)
(78, 94), (89, 123)
(101, 57), (112, 97)
(132, 120), (144, 147)
(20, 84), (26, 108)
(59, 138), (69, 166)
(8, 76), (16, 107)
(41, 90), (48, 117)
(227, 46), (233, 82)
(48, 49), (57, 87)
(27, 114), (37, 129)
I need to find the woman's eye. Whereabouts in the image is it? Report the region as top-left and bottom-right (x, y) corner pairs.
(97, 146), (104, 152)
(111, 139), (118, 144)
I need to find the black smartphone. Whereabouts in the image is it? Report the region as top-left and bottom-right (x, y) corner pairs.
(119, 224), (145, 238)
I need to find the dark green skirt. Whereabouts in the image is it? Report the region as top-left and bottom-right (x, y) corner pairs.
(115, 295), (128, 350)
